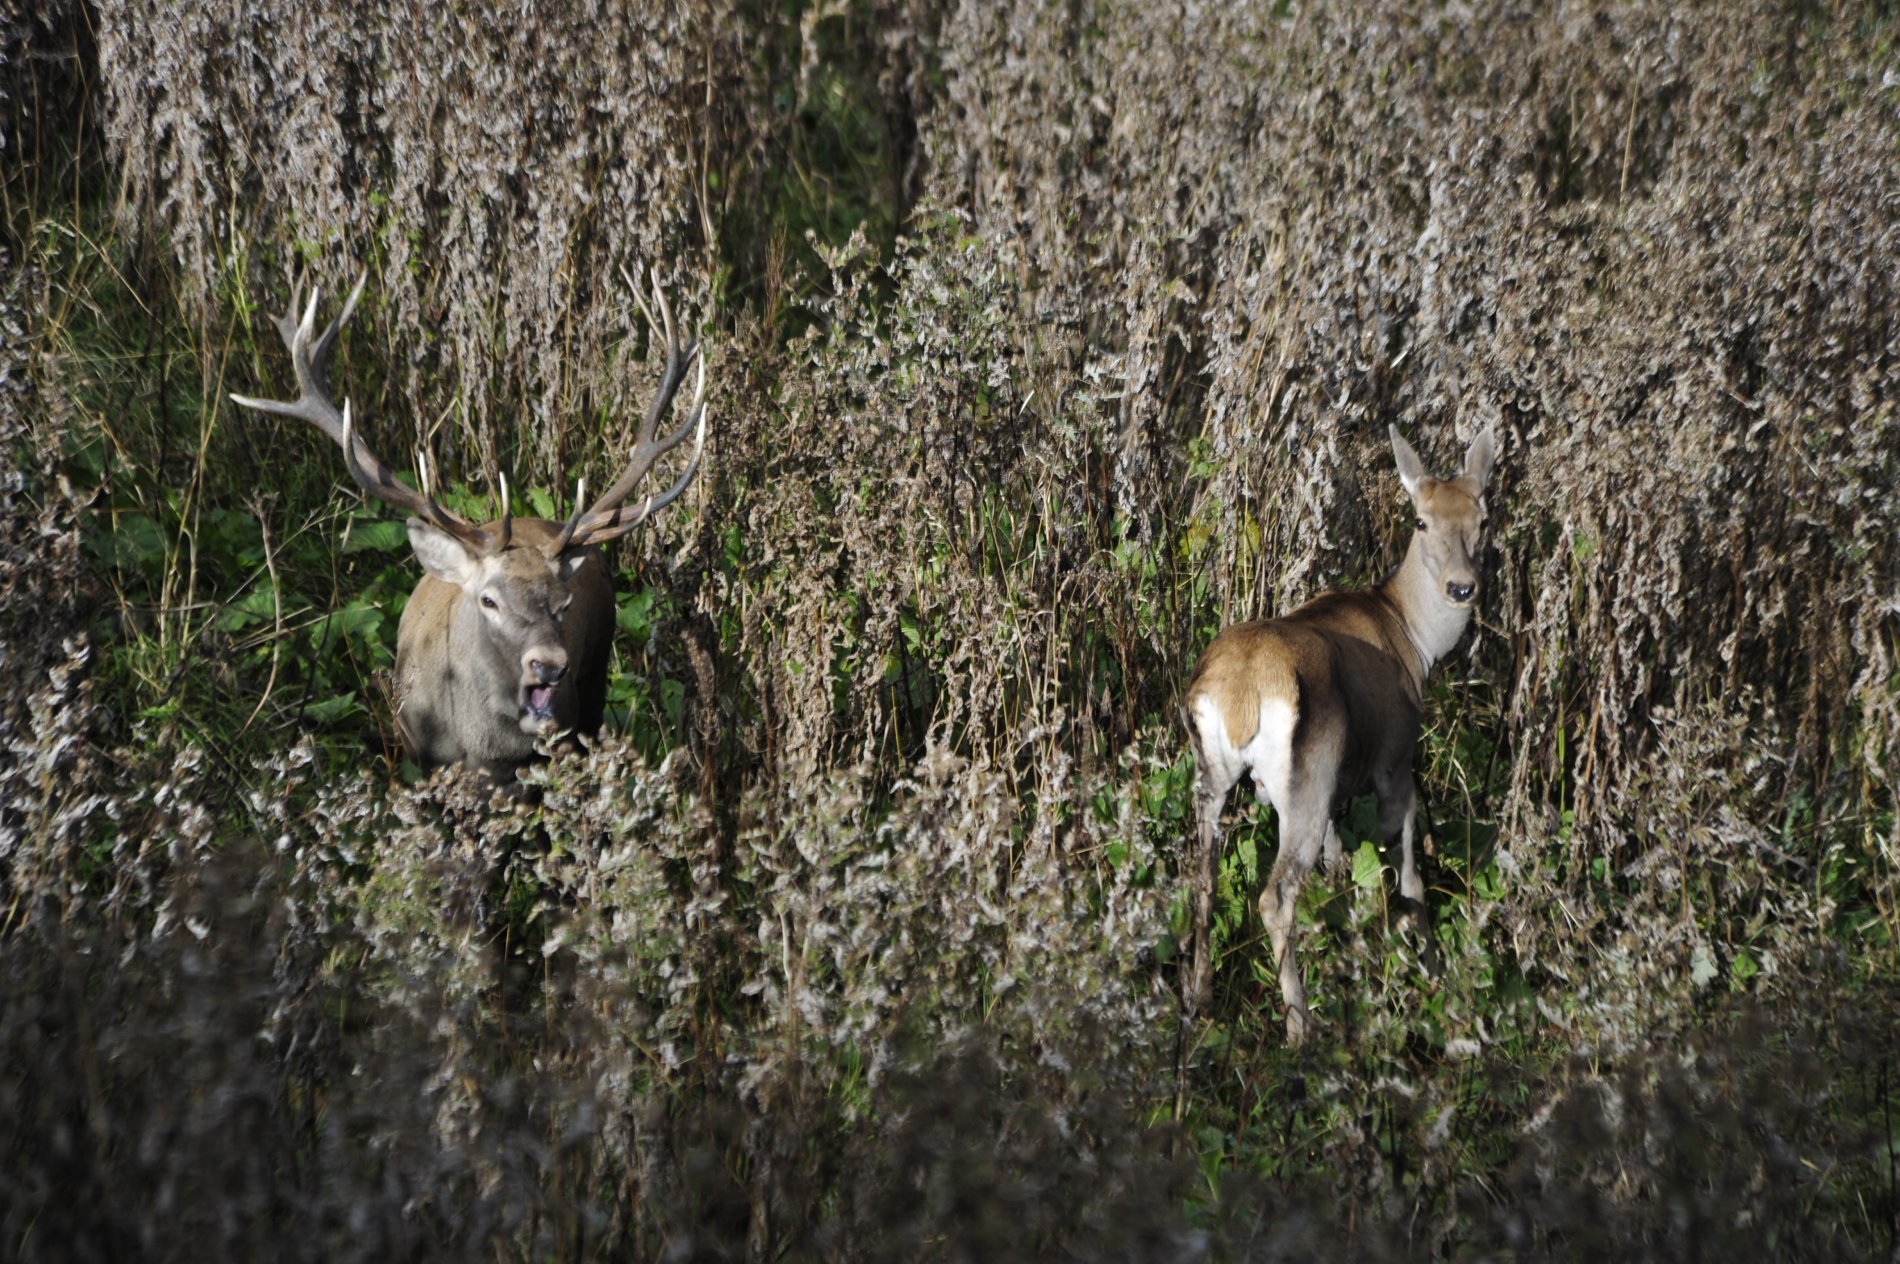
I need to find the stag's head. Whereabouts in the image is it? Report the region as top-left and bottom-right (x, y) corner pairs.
(231, 267), (708, 771)
(1390, 425), (1495, 610)
(407, 518), (595, 733)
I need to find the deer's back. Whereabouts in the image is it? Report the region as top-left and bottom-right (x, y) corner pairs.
(1187, 587), (1422, 800)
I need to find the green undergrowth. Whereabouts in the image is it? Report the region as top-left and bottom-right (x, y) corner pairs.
(6, 1), (1900, 1259)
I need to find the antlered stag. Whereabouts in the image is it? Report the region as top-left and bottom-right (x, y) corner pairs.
(232, 273), (708, 779)
(1183, 426), (1495, 1044)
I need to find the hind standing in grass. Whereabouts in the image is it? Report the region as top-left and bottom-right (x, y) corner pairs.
(1183, 426), (1496, 1044)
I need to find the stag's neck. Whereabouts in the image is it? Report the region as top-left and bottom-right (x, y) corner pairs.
(1380, 535), (1474, 685)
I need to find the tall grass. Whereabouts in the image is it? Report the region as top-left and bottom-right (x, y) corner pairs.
(4, 0), (1898, 1258)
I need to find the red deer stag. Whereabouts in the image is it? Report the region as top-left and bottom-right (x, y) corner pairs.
(232, 272), (708, 779)
(1182, 426), (1495, 1044)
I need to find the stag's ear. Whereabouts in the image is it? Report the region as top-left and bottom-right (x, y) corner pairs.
(553, 549), (592, 582)
(1461, 428), (1496, 492)
(408, 519), (480, 586)
(1389, 426), (1427, 499)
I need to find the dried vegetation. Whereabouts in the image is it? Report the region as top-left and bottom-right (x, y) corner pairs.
(3, 0), (1898, 1258)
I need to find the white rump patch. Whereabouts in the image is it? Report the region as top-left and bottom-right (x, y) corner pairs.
(1191, 692), (1296, 814)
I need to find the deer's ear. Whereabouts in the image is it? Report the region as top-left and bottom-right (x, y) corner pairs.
(553, 548), (592, 582)
(408, 519), (481, 586)
(1461, 429), (1497, 492)
(1389, 426), (1427, 498)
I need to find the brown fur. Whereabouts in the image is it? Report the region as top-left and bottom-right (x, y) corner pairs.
(396, 517), (616, 778)
(1180, 426), (1494, 1044)
(231, 280), (707, 784)
(1188, 588), (1423, 807)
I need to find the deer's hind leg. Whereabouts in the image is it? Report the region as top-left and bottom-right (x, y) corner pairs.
(1184, 703), (1246, 1019)
(1187, 773), (1229, 1016)
(1257, 781), (1332, 1047)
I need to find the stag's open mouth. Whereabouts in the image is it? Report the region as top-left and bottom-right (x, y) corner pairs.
(521, 683), (557, 727)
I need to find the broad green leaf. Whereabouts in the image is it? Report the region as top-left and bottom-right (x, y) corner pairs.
(617, 588), (657, 638)
(98, 512), (167, 572)
(303, 692), (361, 724)
(1351, 840), (1383, 892)
(216, 587), (278, 633)
(1236, 831), (1258, 886)
(315, 602), (385, 645)
(343, 519), (411, 554)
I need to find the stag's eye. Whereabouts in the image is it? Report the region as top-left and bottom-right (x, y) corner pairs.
(480, 594), (498, 611)
(1414, 517), (1427, 532)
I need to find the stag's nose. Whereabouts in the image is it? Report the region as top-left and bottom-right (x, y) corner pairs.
(1446, 580), (1476, 604)
(528, 658), (567, 685)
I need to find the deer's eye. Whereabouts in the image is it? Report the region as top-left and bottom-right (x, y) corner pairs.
(1414, 517), (1427, 532)
(480, 594), (498, 610)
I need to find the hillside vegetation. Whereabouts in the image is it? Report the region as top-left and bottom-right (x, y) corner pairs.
(3, 1), (1897, 1258)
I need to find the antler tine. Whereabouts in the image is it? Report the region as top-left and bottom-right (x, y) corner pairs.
(572, 401), (708, 548)
(339, 401), (487, 550)
(557, 273), (710, 551)
(618, 264), (696, 444)
(312, 271), (368, 369)
(621, 262), (658, 340)
(558, 352), (707, 548)
(560, 477), (588, 546)
(233, 276), (490, 555)
(497, 470), (513, 550)
(261, 281), (317, 375)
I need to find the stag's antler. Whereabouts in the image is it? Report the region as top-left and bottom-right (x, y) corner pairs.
(230, 275), (493, 555)
(556, 268), (709, 551)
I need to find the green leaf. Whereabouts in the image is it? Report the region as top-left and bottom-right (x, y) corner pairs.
(1351, 840), (1383, 892)
(98, 512), (167, 572)
(315, 602), (385, 646)
(216, 587), (278, 633)
(1729, 949), (1759, 987)
(343, 519), (411, 554)
(303, 692), (361, 724)
(1236, 831), (1258, 886)
(202, 507), (265, 566)
(617, 588), (657, 639)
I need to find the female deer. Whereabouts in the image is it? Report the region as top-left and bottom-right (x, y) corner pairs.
(1183, 427), (1495, 1043)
